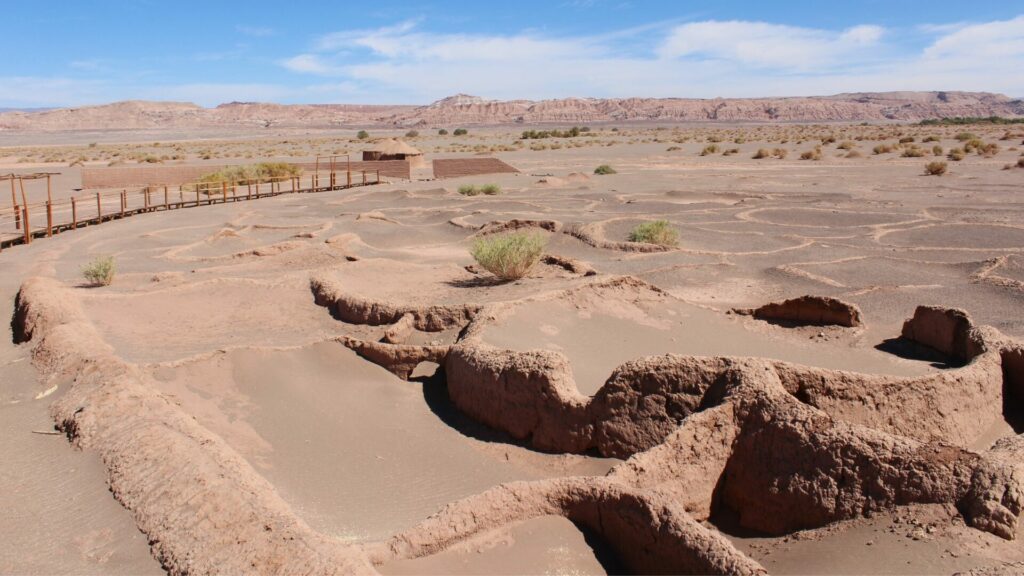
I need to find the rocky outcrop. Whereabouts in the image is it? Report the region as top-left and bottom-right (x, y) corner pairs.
(901, 305), (984, 362)
(6, 91), (1019, 131)
(733, 295), (863, 327)
(311, 275), (480, 331)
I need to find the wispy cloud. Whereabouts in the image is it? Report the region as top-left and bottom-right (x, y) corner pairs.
(278, 16), (1024, 101)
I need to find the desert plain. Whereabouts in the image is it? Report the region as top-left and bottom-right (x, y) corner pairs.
(2, 112), (1024, 576)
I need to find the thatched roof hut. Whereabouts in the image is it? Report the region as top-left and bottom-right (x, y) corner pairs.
(363, 139), (424, 166)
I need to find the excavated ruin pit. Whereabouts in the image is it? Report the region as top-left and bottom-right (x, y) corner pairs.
(477, 289), (931, 396)
(147, 341), (616, 542)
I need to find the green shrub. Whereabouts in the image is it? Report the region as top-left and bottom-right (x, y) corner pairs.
(947, 148), (965, 161)
(594, 164), (617, 175)
(479, 183), (501, 195)
(458, 184), (481, 196)
(356, 130), (369, 140)
(470, 232), (547, 281)
(438, 129), (449, 135)
(932, 145), (944, 156)
(82, 256), (115, 286)
(899, 136), (916, 144)
(901, 147), (926, 158)
(405, 130), (419, 138)
(453, 128), (468, 136)
(955, 132), (977, 142)
(922, 135), (940, 143)
(924, 161), (948, 176)
(700, 144), (719, 156)
(628, 220), (679, 247)
(187, 162), (300, 194)
(752, 148), (770, 159)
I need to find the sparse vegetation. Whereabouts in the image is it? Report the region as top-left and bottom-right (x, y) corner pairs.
(357, 130), (369, 140)
(188, 163), (301, 194)
(628, 220), (679, 247)
(470, 232), (547, 281)
(405, 130), (419, 138)
(594, 164), (617, 175)
(924, 161), (948, 176)
(438, 129), (449, 135)
(453, 128), (468, 136)
(700, 144), (720, 156)
(521, 127), (587, 139)
(458, 183), (501, 196)
(81, 256), (116, 286)
(948, 148), (966, 161)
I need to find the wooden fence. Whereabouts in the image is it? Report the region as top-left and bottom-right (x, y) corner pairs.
(0, 166), (382, 252)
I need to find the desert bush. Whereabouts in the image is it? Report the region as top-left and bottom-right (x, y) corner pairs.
(405, 130), (419, 138)
(81, 256), (115, 286)
(924, 161), (948, 176)
(752, 148), (770, 159)
(873, 144), (894, 155)
(356, 130), (369, 140)
(845, 150), (863, 158)
(800, 149), (822, 161)
(722, 148), (740, 156)
(901, 147), (926, 158)
(458, 184), (481, 196)
(594, 164), (617, 175)
(470, 232), (547, 281)
(479, 183), (501, 195)
(453, 128), (468, 136)
(932, 145), (944, 156)
(1018, 157), (1024, 168)
(955, 132), (977, 142)
(922, 135), (940, 143)
(772, 148), (788, 159)
(666, 146), (681, 151)
(189, 162), (300, 194)
(948, 148), (966, 161)
(700, 144), (720, 156)
(977, 142), (1000, 156)
(899, 136), (916, 144)
(628, 220), (679, 247)
(438, 129), (449, 135)
(837, 141), (856, 150)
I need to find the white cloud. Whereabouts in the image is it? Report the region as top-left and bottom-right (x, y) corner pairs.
(923, 15), (1024, 59)
(281, 54), (342, 75)
(658, 21), (884, 70)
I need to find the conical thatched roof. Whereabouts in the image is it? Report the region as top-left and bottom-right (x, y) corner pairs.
(368, 138), (422, 155)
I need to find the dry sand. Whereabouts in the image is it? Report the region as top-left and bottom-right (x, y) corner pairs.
(2, 122), (1024, 574)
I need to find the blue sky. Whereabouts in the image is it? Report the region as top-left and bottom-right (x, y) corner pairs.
(2, 0), (1023, 107)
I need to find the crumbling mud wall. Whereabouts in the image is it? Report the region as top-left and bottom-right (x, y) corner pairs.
(15, 275), (780, 576)
(12, 277), (374, 575)
(311, 272), (1024, 543)
(733, 295), (863, 327)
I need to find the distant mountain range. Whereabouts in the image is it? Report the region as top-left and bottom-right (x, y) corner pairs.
(1, 92), (1021, 131)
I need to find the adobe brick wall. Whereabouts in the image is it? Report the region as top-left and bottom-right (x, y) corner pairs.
(432, 158), (519, 179)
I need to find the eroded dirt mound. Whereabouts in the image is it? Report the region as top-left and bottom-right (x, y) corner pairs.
(733, 295), (863, 327)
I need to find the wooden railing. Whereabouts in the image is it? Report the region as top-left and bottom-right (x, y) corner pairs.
(0, 167), (382, 251)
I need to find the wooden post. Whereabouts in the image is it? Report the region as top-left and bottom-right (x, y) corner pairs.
(46, 174), (52, 204)
(71, 197), (77, 229)
(11, 178), (19, 230)
(347, 155), (352, 187)
(376, 169), (380, 184)
(121, 190), (126, 217)
(22, 206), (30, 244)
(255, 181), (259, 197)
(362, 170), (366, 185)
(144, 188), (150, 210)
(221, 181), (227, 203)
(164, 186), (169, 209)
(196, 186), (200, 207)
(314, 157), (320, 191)
(45, 201), (52, 237)
(96, 192), (102, 222)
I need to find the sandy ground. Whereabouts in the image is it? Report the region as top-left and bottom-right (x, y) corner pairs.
(2, 123), (1024, 574)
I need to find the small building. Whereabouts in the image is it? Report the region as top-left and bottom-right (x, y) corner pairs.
(362, 139), (425, 167)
